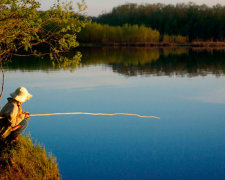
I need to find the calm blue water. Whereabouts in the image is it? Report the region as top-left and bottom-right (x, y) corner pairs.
(2, 48), (225, 179)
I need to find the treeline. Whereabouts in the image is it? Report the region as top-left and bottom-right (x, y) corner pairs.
(78, 23), (187, 44)
(94, 3), (225, 41)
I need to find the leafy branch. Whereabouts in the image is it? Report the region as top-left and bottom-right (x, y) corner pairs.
(0, 0), (89, 65)
(0, 0), (89, 101)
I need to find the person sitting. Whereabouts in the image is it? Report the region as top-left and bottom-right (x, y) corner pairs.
(0, 87), (32, 143)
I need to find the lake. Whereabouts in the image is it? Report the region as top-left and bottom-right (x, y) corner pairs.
(2, 47), (225, 180)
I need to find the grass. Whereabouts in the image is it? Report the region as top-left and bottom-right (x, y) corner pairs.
(0, 135), (60, 179)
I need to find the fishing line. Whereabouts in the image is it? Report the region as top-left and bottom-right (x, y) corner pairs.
(30, 112), (160, 119)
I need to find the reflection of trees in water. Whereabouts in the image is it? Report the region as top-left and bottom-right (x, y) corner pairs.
(82, 48), (161, 66)
(4, 56), (53, 72)
(81, 48), (225, 77)
(6, 48), (225, 77)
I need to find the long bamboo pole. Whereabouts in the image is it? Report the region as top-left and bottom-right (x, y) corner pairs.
(30, 112), (160, 119)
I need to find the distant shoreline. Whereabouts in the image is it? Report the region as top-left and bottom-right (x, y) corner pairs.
(80, 41), (225, 48)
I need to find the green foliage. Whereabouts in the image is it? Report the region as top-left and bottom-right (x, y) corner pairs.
(78, 22), (160, 43)
(0, 136), (60, 179)
(163, 34), (188, 43)
(95, 3), (225, 42)
(0, 0), (88, 65)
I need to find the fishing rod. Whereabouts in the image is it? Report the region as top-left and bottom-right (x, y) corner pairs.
(0, 112), (159, 139)
(30, 112), (160, 119)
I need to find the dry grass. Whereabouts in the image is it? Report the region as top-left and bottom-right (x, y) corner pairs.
(0, 136), (60, 180)
(191, 41), (225, 47)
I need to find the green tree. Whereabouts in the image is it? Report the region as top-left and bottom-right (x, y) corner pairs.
(0, 0), (88, 65)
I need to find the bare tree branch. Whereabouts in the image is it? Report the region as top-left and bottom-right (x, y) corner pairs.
(0, 58), (5, 102)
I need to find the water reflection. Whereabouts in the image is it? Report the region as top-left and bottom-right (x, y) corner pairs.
(6, 48), (225, 77)
(2, 47), (225, 180)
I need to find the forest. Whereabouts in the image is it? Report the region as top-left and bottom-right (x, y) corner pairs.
(93, 3), (225, 42)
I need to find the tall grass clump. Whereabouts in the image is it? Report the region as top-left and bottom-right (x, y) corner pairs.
(0, 136), (60, 179)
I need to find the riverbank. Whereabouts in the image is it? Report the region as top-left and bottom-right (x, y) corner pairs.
(0, 136), (60, 179)
(80, 41), (225, 48)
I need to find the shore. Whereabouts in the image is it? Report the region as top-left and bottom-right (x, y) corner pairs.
(0, 136), (60, 179)
(79, 41), (225, 48)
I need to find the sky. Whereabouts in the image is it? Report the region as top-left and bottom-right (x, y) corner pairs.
(38, 0), (225, 16)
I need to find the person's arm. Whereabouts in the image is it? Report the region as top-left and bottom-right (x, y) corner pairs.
(16, 111), (26, 125)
